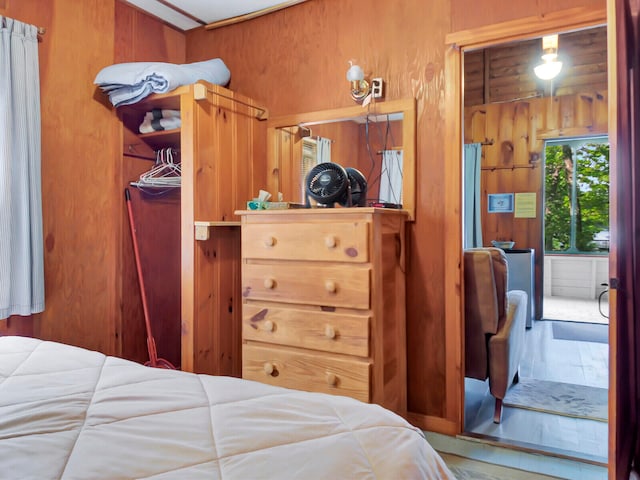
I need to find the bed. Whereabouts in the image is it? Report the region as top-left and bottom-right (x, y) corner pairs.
(0, 336), (454, 479)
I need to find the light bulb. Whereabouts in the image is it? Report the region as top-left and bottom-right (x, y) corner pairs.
(534, 34), (562, 80)
(534, 60), (563, 80)
(346, 63), (364, 82)
(346, 61), (370, 102)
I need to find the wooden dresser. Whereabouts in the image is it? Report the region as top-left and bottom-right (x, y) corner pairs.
(238, 208), (407, 416)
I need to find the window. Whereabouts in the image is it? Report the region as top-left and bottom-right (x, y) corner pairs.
(544, 137), (609, 253)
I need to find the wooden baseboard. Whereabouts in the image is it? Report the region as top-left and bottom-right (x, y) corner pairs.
(407, 412), (460, 436)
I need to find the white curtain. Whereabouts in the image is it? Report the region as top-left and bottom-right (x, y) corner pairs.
(379, 150), (403, 205)
(316, 136), (332, 164)
(464, 143), (483, 248)
(0, 17), (44, 319)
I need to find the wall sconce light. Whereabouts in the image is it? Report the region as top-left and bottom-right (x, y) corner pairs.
(346, 62), (370, 102)
(534, 34), (563, 80)
(346, 62), (384, 103)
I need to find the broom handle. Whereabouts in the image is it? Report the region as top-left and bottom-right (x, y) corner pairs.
(124, 188), (158, 364)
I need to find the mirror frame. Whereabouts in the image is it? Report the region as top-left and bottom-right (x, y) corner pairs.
(441, 5), (608, 436)
(266, 98), (417, 220)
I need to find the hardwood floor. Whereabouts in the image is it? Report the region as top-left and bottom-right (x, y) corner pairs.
(427, 431), (608, 480)
(463, 318), (609, 464)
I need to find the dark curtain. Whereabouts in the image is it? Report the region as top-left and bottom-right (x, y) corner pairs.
(615, 0), (640, 477)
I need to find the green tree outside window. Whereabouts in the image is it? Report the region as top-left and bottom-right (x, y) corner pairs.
(544, 138), (609, 253)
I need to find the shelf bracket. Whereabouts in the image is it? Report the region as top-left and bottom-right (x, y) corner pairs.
(194, 221), (242, 241)
(193, 83), (207, 101)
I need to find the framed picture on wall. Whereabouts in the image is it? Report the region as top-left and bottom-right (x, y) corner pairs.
(488, 193), (514, 213)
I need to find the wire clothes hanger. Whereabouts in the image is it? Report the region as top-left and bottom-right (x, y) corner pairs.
(131, 148), (181, 191)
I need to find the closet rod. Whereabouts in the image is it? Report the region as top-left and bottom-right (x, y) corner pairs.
(481, 164), (537, 171)
(125, 152), (156, 161)
(200, 85), (268, 120)
(376, 147), (402, 154)
(309, 135), (334, 143)
(465, 138), (494, 146)
(0, 17), (45, 34)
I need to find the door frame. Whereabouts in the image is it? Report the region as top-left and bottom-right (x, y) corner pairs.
(442, 3), (615, 475)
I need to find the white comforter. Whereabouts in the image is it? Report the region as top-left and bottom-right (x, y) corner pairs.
(0, 336), (454, 480)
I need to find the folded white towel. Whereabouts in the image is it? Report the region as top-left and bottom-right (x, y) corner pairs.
(139, 116), (181, 134)
(94, 58), (231, 107)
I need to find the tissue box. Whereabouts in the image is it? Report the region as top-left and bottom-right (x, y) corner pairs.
(247, 200), (268, 210)
(265, 202), (295, 210)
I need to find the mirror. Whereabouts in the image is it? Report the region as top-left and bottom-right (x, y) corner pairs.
(266, 98), (416, 219)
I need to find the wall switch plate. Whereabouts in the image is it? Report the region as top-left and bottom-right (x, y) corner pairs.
(371, 78), (384, 98)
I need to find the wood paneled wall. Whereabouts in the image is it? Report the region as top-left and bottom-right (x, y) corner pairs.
(0, 316), (34, 337)
(186, 0), (453, 426)
(2, 0), (120, 352)
(0, 1), (185, 360)
(1, 0), (607, 435)
(356, 121), (403, 203)
(465, 91), (608, 318)
(184, 0), (606, 431)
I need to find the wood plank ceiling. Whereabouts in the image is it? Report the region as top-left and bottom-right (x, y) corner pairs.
(123, 0), (309, 31)
(464, 26), (607, 107)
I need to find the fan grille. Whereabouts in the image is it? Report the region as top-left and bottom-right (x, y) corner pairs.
(306, 163), (348, 203)
(342, 167), (367, 207)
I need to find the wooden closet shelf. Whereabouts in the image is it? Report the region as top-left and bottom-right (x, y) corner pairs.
(120, 86), (189, 113)
(137, 129), (181, 150)
(194, 221), (241, 241)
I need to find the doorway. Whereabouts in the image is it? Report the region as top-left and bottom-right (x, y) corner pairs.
(460, 26), (609, 464)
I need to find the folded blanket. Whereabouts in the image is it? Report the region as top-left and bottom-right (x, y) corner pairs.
(144, 109), (181, 120)
(139, 116), (181, 134)
(94, 58), (231, 107)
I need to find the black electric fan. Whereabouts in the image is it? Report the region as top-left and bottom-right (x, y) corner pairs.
(304, 162), (367, 207)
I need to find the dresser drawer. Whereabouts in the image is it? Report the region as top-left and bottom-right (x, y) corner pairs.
(242, 344), (370, 402)
(242, 222), (369, 262)
(242, 263), (370, 309)
(243, 304), (370, 356)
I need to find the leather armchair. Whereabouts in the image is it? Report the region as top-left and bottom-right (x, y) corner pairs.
(464, 247), (527, 423)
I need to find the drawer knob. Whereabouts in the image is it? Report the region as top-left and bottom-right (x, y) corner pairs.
(263, 320), (275, 332)
(264, 236), (276, 247)
(325, 280), (337, 293)
(324, 325), (336, 339)
(264, 277), (276, 289)
(325, 235), (337, 248)
(263, 362), (278, 376)
(326, 372), (338, 386)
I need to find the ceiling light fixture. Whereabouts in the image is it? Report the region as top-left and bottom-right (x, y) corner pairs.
(534, 34), (563, 80)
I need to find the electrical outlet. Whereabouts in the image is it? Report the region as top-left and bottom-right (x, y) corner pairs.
(371, 78), (384, 98)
